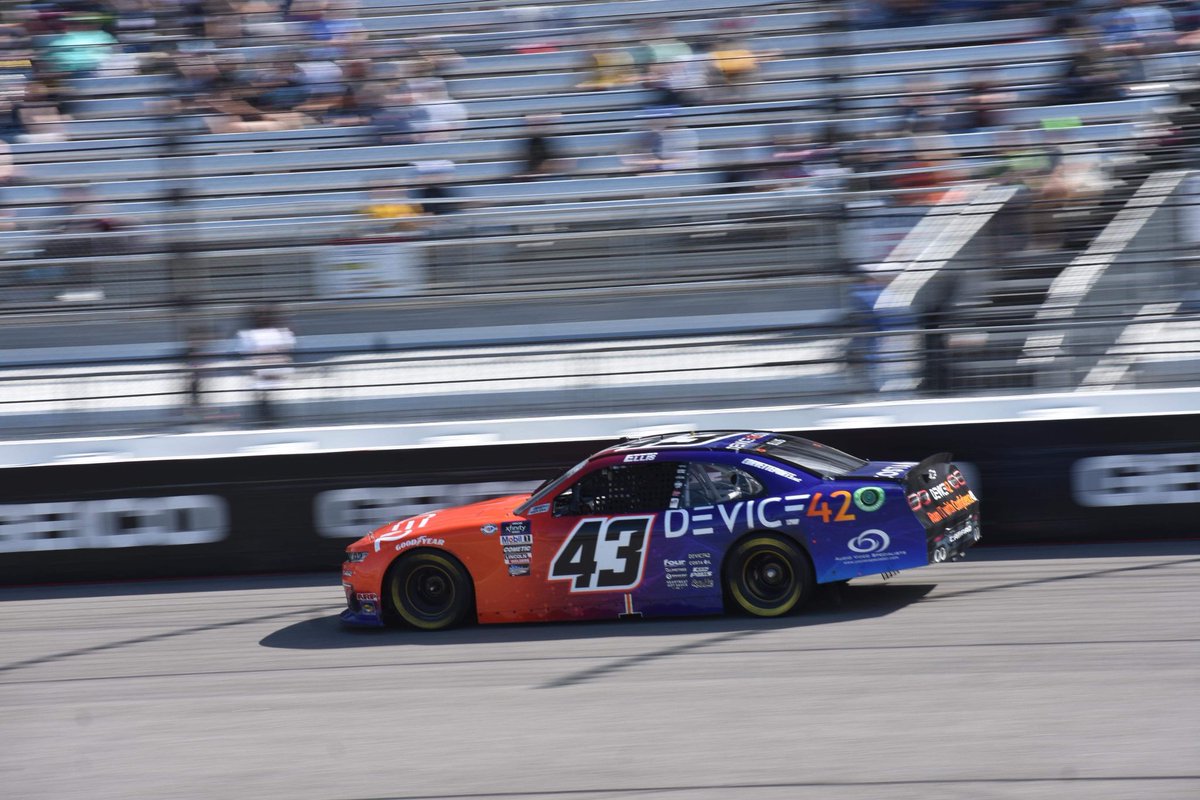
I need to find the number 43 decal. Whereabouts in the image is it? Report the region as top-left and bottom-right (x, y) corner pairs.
(550, 516), (653, 592)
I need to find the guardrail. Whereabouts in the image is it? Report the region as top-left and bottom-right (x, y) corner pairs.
(3, 309), (1198, 438)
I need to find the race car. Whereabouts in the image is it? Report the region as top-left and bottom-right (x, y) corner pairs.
(340, 431), (981, 629)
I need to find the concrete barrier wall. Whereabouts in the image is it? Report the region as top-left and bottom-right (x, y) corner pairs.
(1, 412), (1196, 585)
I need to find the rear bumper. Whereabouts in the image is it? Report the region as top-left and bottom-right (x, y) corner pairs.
(927, 511), (981, 563)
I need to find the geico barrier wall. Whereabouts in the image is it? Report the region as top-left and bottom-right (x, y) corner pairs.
(1, 414), (1197, 586)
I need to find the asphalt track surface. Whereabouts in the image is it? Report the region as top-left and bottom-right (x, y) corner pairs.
(2, 542), (1198, 800)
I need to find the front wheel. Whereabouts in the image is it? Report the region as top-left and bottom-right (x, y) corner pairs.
(724, 535), (814, 617)
(385, 551), (475, 630)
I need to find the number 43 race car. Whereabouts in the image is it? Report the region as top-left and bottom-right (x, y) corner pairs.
(341, 431), (981, 630)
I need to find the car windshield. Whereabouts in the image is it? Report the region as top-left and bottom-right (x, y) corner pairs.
(515, 458), (590, 514)
(751, 435), (867, 477)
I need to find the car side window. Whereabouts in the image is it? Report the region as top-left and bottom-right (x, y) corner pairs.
(553, 461), (678, 516)
(683, 462), (765, 507)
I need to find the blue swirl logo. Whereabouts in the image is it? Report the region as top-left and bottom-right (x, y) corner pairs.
(848, 529), (891, 554)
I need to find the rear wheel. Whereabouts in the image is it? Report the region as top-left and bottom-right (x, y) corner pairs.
(724, 535), (814, 617)
(385, 551), (474, 630)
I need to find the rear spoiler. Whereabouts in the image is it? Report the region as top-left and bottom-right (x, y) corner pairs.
(904, 453), (954, 488)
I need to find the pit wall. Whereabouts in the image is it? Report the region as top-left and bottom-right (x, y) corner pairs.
(1, 413), (1196, 585)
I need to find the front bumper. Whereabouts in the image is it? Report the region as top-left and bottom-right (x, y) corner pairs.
(340, 580), (385, 627)
(927, 512), (981, 564)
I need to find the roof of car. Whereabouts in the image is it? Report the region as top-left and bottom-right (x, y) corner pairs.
(596, 431), (778, 457)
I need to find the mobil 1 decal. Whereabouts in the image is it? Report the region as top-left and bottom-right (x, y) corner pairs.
(549, 515), (653, 592)
(500, 520), (533, 577)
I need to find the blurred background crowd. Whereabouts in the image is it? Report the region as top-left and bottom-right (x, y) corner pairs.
(1, 0), (1199, 435)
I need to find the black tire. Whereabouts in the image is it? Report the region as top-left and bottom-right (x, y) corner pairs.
(384, 551), (475, 631)
(724, 534), (815, 617)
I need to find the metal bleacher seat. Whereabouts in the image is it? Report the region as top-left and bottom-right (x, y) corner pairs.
(13, 118), (868, 188)
(12, 90), (1163, 211)
(357, 2), (825, 35)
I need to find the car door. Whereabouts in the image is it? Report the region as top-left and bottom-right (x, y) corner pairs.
(530, 457), (678, 621)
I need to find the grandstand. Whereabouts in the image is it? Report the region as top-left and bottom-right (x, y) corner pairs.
(2, 0), (1199, 436)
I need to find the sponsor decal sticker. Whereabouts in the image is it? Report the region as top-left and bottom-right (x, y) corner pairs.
(848, 529), (890, 554)
(550, 516), (653, 592)
(874, 462), (915, 479)
(356, 592), (379, 603)
(624, 453), (658, 463)
(726, 433), (771, 451)
(852, 486), (886, 512)
(664, 495), (810, 537)
(740, 457), (803, 483)
(395, 534), (446, 551)
(528, 503), (550, 515)
(500, 525), (534, 570)
(834, 529), (907, 566)
(374, 512), (438, 551)
(481, 523), (498, 535)
(664, 556), (688, 589)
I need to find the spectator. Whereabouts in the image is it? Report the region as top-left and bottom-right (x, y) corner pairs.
(293, 0), (367, 57)
(1056, 43), (1125, 104)
(371, 85), (428, 144)
(237, 304), (296, 426)
(1096, 0), (1176, 81)
(708, 37), (771, 101)
(410, 77), (466, 141)
(519, 113), (567, 178)
(952, 76), (1017, 132)
(890, 140), (967, 206)
(412, 160), (460, 215)
(625, 114), (698, 172)
(181, 325), (216, 421)
(360, 182), (425, 232)
(898, 79), (950, 135)
(578, 44), (637, 90)
(0, 137), (12, 185)
(763, 129), (840, 188)
(35, 186), (137, 299)
(0, 22), (34, 80)
(8, 80), (70, 142)
(43, 14), (118, 77)
(197, 56), (313, 134)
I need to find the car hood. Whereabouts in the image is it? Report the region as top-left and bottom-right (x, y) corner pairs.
(366, 493), (529, 543)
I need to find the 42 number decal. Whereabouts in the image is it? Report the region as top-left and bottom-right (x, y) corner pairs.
(549, 516), (653, 592)
(806, 490), (857, 523)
